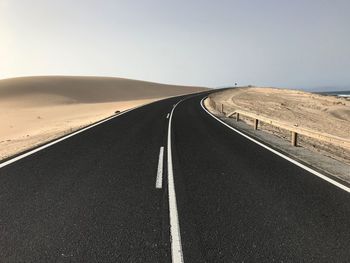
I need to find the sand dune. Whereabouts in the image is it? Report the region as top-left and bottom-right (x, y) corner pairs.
(0, 76), (206, 104)
(208, 87), (350, 163)
(0, 76), (207, 160)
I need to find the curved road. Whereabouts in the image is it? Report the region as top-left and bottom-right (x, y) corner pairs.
(0, 92), (349, 262)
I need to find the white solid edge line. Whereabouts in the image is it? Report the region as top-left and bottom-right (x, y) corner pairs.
(200, 98), (350, 193)
(156, 146), (165, 189)
(0, 92), (205, 170)
(0, 108), (134, 169)
(168, 101), (185, 263)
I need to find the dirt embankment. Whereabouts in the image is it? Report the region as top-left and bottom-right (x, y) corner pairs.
(206, 87), (350, 164)
(0, 76), (207, 160)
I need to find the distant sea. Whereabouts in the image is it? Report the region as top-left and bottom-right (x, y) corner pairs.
(316, 90), (350, 98)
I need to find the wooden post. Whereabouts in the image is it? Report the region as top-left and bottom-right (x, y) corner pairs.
(236, 113), (240, 122)
(221, 104), (224, 113)
(291, 131), (298, 146)
(254, 119), (258, 130)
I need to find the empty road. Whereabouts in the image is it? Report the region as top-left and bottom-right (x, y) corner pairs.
(0, 92), (349, 262)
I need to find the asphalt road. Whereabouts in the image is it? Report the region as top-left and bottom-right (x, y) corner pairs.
(0, 92), (349, 262)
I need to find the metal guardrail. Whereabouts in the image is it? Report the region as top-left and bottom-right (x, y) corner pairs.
(207, 98), (350, 149)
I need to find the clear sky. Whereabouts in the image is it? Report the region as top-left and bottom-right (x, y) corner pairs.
(1, 0), (349, 90)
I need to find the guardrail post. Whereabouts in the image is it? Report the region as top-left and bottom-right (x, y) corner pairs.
(254, 119), (258, 130)
(291, 132), (298, 146)
(207, 103), (349, 149)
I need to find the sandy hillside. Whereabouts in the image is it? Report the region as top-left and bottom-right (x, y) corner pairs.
(0, 76), (207, 160)
(207, 87), (350, 163)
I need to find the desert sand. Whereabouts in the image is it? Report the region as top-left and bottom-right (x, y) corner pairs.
(207, 87), (350, 164)
(0, 76), (206, 160)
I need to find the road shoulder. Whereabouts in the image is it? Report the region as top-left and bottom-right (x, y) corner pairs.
(202, 97), (350, 189)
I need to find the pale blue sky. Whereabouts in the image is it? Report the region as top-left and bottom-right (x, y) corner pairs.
(1, 0), (349, 90)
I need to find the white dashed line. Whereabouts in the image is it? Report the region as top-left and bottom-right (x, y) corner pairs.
(0, 92), (200, 170)
(156, 146), (164, 189)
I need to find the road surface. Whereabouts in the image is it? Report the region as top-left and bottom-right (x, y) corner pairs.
(0, 92), (349, 262)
